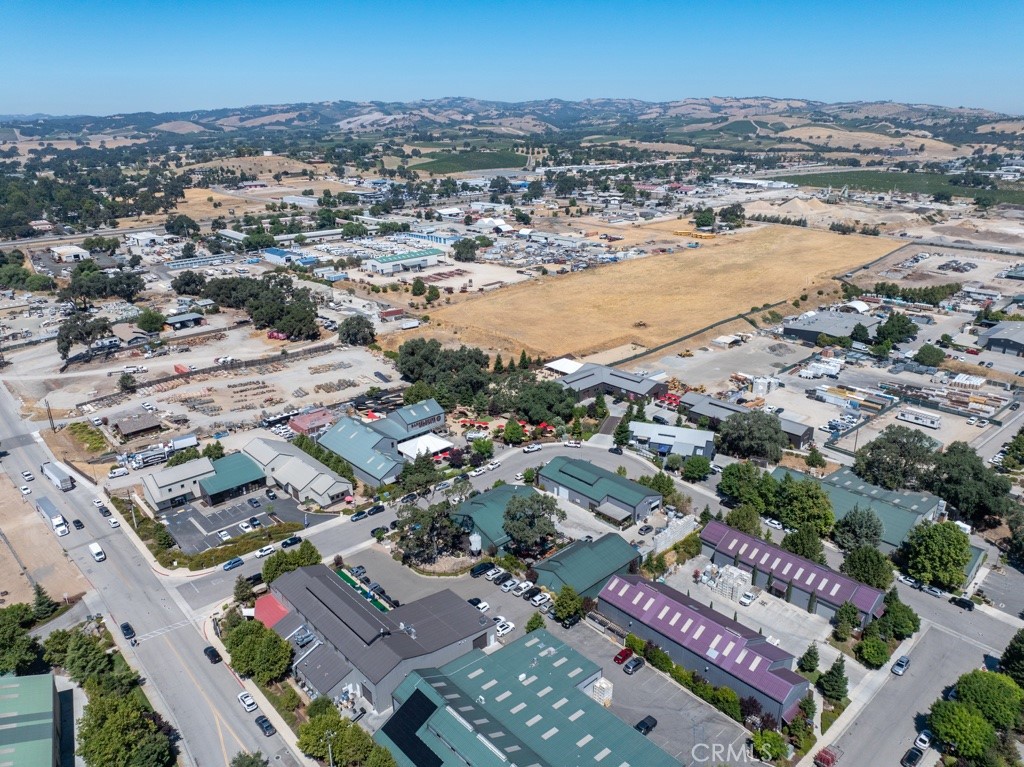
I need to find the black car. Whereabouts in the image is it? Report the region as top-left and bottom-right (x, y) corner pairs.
(72, 519), (84, 530)
(523, 586), (542, 601)
(265, 489), (278, 500)
(119, 622), (136, 640)
(950, 596), (975, 611)
(467, 597), (482, 607)
(1012, 402), (1021, 411)
(608, 446), (623, 455)
(255, 715), (276, 737)
(494, 573), (514, 586)
(280, 536), (302, 549)
(367, 504), (386, 516)
(244, 572), (264, 587)
(561, 613), (582, 630)
(389, 519), (399, 530)
(370, 526), (388, 538)
(652, 415), (668, 425)
(470, 562), (493, 578)
(635, 715), (657, 736)
(399, 493), (418, 505)
(247, 498), (261, 509)
(98, 505), (112, 517)
(456, 473), (470, 482)
(900, 747), (924, 767)
(248, 516), (262, 528)
(203, 646), (222, 664)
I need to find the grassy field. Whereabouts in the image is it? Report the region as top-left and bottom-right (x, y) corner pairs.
(415, 149), (526, 174)
(777, 171), (1024, 205)
(427, 225), (896, 359)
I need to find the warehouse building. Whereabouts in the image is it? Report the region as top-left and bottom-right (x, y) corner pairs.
(360, 248), (443, 276)
(539, 456), (662, 525)
(318, 417), (403, 487)
(557, 363), (668, 401)
(450, 484), (538, 553)
(628, 421), (716, 458)
(0, 673), (61, 767)
(257, 565), (490, 713)
(533, 534), (640, 598)
(700, 520), (885, 626)
(142, 457), (215, 511)
(597, 576), (810, 724)
(782, 312), (881, 344)
(242, 438), (352, 507)
(375, 629), (678, 767)
(679, 392), (814, 449)
(164, 312), (205, 330)
(979, 321), (1024, 356)
(198, 453), (266, 505)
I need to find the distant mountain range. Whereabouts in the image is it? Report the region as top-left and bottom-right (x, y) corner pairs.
(0, 97), (1017, 140)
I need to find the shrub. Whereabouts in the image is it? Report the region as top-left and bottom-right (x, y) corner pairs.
(278, 686), (301, 711)
(854, 636), (891, 669)
(625, 633), (646, 655)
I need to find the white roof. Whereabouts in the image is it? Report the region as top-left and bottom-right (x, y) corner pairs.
(397, 433), (453, 460)
(51, 245), (89, 257)
(842, 300), (871, 314)
(545, 357), (584, 375)
(437, 207), (463, 216)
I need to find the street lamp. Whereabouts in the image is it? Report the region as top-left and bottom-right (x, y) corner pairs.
(325, 731), (336, 767)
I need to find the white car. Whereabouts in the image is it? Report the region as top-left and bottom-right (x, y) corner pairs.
(514, 473), (525, 482)
(238, 521), (253, 533)
(469, 468), (486, 477)
(512, 580), (534, 597)
(20, 471), (34, 482)
(764, 518), (784, 530)
(476, 601), (490, 613)
(496, 621), (515, 638)
(92, 498), (104, 508)
(142, 402), (155, 411)
(19, 485), (31, 496)
(501, 578), (519, 593)
(255, 545), (275, 558)
(237, 691), (258, 712)
(739, 591), (756, 606)
(914, 730), (932, 750)
(108, 519), (120, 529)
(486, 461), (500, 471)
(531, 592), (551, 607)
(966, 416), (978, 425)
(217, 530), (232, 542)
(563, 440), (582, 448)
(522, 444), (542, 453)
(485, 567), (506, 582)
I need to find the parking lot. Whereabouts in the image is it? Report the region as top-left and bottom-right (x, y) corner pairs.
(163, 491), (332, 554)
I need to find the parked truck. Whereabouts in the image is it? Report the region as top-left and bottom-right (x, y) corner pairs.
(40, 461), (74, 492)
(37, 497), (68, 536)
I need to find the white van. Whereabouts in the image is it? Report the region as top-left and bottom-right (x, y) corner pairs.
(108, 467), (129, 478)
(88, 542), (106, 562)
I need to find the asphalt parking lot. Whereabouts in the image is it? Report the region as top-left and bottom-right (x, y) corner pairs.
(978, 563), (1024, 619)
(163, 492), (331, 553)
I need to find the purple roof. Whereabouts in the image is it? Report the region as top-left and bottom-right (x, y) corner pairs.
(599, 576), (808, 704)
(700, 521), (885, 616)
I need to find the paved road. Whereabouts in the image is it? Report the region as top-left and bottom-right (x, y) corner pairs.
(0, 386), (299, 766)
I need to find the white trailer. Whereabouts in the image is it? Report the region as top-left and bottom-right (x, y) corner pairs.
(37, 497), (68, 536)
(896, 408), (941, 429)
(40, 462), (74, 491)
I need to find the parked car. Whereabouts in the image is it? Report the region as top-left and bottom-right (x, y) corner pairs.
(501, 578), (519, 593)
(255, 545), (275, 558)
(921, 585), (944, 598)
(530, 592), (551, 607)
(20, 471), (34, 481)
(950, 596), (975, 611)
(914, 730), (932, 750)
(399, 493), (419, 504)
(608, 446), (623, 455)
(638, 525), (654, 535)
(467, 597), (482, 607)
(514, 473), (525, 482)
(265, 489), (277, 500)
(72, 519), (84, 530)
(351, 510), (369, 522)
(19, 486), (30, 496)
(470, 562), (493, 578)
(255, 715), (276, 737)
(476, 601), (490, 613)
(203, 646), (222, 664)
(238, 692), (258, 712)
(892, 655), (911, 676)
(247, 498), (261, 508)
(523, 444), (542, 453)
(495, 621), (515, 638)
(635, 715), (657, 736)
(434, 480), (452, 491)
(613, 648), (634, 665)
(120, 622), (136, 640)
(367, 504), (386, 516)
(561, 613), (582, 629)
(469, 468), (486, 477)
(223, 557), (244, 571)
(485, 567), (506, 582)
(97, 505), (111, 518)
(370, 526), (388, 538)
(764, 518), (784, 530)
(563, 440), (582, 448)
(238, 521), (253, 533)
(350, 565), (366, 578)
(522, 587), (542, 601)
(280, 536), (302, 548)
(898, 574), (921, 588)
(486, 461), (500, 471)
(900, 747), (924, 767)
(512, 580), (534, 597)
(108, 519), (120, 529)
(739, 591), (756, 607)
(217, 530), (232, 542)
(623, 656), (645, 675)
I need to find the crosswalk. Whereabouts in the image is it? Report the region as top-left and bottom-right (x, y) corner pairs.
(136, 618), (195, 643)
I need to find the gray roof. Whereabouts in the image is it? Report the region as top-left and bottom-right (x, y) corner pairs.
(783, 312), (880, 338)
(388, 398), (444, 429)
(165, 312), (204, 324)
(112, 411), (162, 435)
(143, 457), (215, 491)
(680, 392), (811, 439)
(293, 642), (352, 697)
(242, 438), (351, 499)
(272, 566), (487, 683)
(318, 417), (400, 483)
(628, 421), (715, 451)
(980, 321), (1024, 346)
(558, 363), (664, 396)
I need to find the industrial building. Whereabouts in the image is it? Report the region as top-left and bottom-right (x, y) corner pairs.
(111, 411), (163, 440)
(782, 312), (881, 344)
(539, 456), (662, 525)
(627, 421), (716, 458)
(700, 520), (886, 626)
(257, 565), (490, 713)
(287, 408), (336, 437)
(142, 457), (215, 511)
(979, 321), (1024, 356)
(450, 484), (539, 553)
(375, 629), (678, 767)
(164, 312), (205, 330)
(533, 534), (640, 598)
(242, 438), (352, 507)
(360, 248), (443, 276)
(198, 453), (266, 505)
(679, 392), (814, 449)
(0, 673), (61, 767)
(50, 244), (90, 262)
(557, 363), (668, 401)
(597, 576), (810, 724)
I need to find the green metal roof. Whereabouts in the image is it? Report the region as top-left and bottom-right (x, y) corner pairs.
(370, 248), (444, 264)
(534, 534), (640, 598)
(540, 456), (657, 509)
(199, 453), (265, 496)
(375, 629), (678, 767)
(451, 484), (537, 551)
(318, 417), (401, 483)
(0, 673), (56, 766)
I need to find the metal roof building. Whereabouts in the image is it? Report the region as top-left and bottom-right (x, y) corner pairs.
(242, 438), (352, 507)
(450, 484), (538, 553)
(598, 576), (809, 724)
(628, 421), (716, 458)
(375, 629), (678, 767)
(142, 457), (215, 511)
(0, 673), (60, 767)
(557, 363), (668, 401)
(539, 456), (662, 524)
(782, 312), (881, 344)
(318, 417), (403, 487)
(533, 534), (641, 598)
(979, 321), (1024, 355)
(265, 565), (491, 713)
(679, 392), (814, 449)
(198, 453), (265, 505)
(361, 248), (443, 276)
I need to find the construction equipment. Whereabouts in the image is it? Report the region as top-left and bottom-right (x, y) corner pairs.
(673, 230), (715, 239)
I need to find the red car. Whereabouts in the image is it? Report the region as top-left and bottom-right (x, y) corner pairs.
(613, 648), (634, 665)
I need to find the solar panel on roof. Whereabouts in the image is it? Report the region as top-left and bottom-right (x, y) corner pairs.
(380, 688), (442, 767)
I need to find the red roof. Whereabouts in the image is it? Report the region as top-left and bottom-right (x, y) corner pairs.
(254, 593), (290, 628)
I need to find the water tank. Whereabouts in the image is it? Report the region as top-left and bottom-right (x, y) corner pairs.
(469, 533), (482, 555)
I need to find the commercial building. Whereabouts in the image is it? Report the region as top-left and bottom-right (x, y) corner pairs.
(533, 534), (641, 598)
(111, 411), (163, 440)
(557, 363), (668, 401)
(50, 245), (90, 262)
(142, 457), (215, 511)
(782, 312), (881, 344)
(257, 565), (490, 713)
(628, 421), (716, 458)
(287, 408), (336, 437)
(164, 312), (205, 330)
(198, 453), (265, 505)
(539, 456), (662, 525)
(361, 248), (443, 276)
(242, 438), (352, 507)
(450, 484), (539, 553)
(700, 520), (886, 626)
(979, 322), (1024, 356)
(597, 576), (810, 723)
(0, 673), (61, 767)
(375, 629), (678, 767)
(679, 392), (814, 449)
(126, 231), (170, 247)
(374, 399), (446, 441)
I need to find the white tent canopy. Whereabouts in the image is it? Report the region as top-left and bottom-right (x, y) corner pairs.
(397, 433), (453, 460)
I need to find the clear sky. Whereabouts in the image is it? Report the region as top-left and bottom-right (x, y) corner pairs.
(4, 0), (1023, 116)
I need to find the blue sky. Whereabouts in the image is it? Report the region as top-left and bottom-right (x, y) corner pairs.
(4, 0), (1023, 115)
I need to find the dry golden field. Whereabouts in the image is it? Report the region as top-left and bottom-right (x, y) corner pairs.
(424, 225), (896, 359)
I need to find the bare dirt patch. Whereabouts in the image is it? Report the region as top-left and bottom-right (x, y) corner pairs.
(426, 225), (896, 359)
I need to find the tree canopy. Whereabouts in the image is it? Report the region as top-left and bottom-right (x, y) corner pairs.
(853, 425), (936, 490)
(840, 546), (894, 590)
(955, 669), (1023, 731)
(775, 473), (834, 535)
(928, 700), (996, 759)
(338, 315), (376, 346)
(224, 620), (292, 685)
(717, 410), (788, 463)
(780, 526), (825, 564)
(503, 493), (566, 555)
(832, 505), (883, 552)
(900, 521), (970, 590)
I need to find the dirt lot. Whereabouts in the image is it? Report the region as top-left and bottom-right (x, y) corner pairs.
(853, 242), (1024, 292)
(0, 478), (89, 605)
(424, 225), (897, 359)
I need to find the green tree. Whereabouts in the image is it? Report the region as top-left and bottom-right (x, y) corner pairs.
(552, 585), (583, 622)
(751, 730), (787, 761)
(929, 441), (1013, 525)
(928, 700), (996, 759)
(305, 697), (336, 721)
(840, 546), (893, 589)
(875, 312), (919, 345)
(665, 454), (684, 472)
(776, 473), (834, 535)
(956, 670), (1024, 731)
(613, 417), (631, 447)
(224, 620), (292, 685)
(402, 380), (434, 405)
(338, 315), (376, 346)
(230, 754), (269, 767)
(718, 461), (773, 512)
(781, 526), (825, 564)
(425, 284), (440, 303)
(725, 504), (762, 536)
(798, 642), (819, 673)
(694, 207), (715, 228)
(117, 373), (137, 393)
(504, 419), (526, 445)
(65, 631), (112, 685)
(913, 344), (945, 367)
(832, 505), (883, 552)
(165, 446), (200, 467)
(832, 601), (860, 642)
(817, 656), (848, 701)
(398, 452), (442, 495)
(0, 606), (39, 674)
(901, 521), (970, 589)
(171, 270), (206, 295)
(853, 425), (936, 490)
(411, 277), (426, 296)
(165, 214), (199, 237)
(525, 612), (545, 633)
(1000, 628), (1024, 689)
(682, 455), (712, 481)
(32, 584), (58, 621)
(452, 239), (479, 262)
(201, 441), (225, 460)
(471, 438), (494, 459)
(853, 636), (890, 668)
(136, 308), (165, 333)
(850, 322), (872, 343)
(234, 576), (255, 604)
(297, 708), (347, 761)
(717, 410), (788, 463)
(77, 693), (173, 767)
(805, 445), (827, 469)
(504, 494), (566, 554)
(43, 628), (74, 668)
(876, 588), (920, 640)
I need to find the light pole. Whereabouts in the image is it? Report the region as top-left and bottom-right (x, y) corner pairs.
(326, 731), (335, 767)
